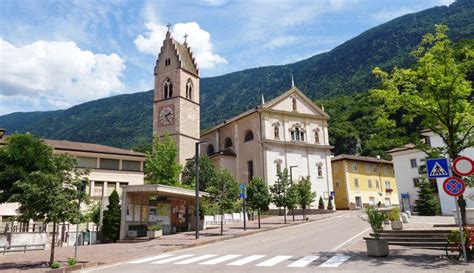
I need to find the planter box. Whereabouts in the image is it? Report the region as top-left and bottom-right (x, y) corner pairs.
(147, 230), (163, 239)
(365, 238), (389, 257)
(390, 220), (403, 230)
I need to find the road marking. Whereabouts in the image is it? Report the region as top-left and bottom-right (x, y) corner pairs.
(151, 254), (195, 264)
(175, 254), (217, 264)
(319, 255), (350, 267)
(227, 255), (266, 265)
(287, 255), (320, 267)
(331, 227), (371, 252)
(200, 254), (241, 265)
(256, 255), (292, 267)
(127, 254), (173, 264)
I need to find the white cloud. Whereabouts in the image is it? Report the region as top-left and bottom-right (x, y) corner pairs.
(263, 36), (299, 49)
(134, 22), (227, 69)
(0, 39), (125, 114)
(370, 7), (416, 23)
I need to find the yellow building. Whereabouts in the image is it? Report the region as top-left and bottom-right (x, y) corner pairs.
(331, 154), (399, 210)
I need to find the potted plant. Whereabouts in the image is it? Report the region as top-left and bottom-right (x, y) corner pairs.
(147, 224), (163, 239)
(387, 207), (403, 230)
(365, 206), (389, 257)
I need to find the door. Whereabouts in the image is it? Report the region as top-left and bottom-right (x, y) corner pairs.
(355, 196), (362, 209)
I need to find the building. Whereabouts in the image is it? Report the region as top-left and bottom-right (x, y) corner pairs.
(389, 130), (474, 215)
(331, 154), (399, 209)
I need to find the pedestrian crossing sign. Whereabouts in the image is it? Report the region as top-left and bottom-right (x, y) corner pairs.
(426, 158), (450, 179)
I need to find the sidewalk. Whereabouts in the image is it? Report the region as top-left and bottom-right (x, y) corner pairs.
(0, 210), (347, 272)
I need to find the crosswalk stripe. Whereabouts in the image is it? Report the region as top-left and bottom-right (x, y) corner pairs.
(227, 255), (266, 266)
(319, 255), (350, 267)
(200, 255), (241, 265)
(287, 255), (320, 267)
(256, 255), (292, 267)
(175, 254), (217, 265)
(127, 254), (173, 264)
(151, 254), (195, 264)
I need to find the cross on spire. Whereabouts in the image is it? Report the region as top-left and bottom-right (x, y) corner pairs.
(184, 33), (188, 44)
(166, 23), (171, 32)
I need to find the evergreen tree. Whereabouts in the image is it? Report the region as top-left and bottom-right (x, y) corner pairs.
(270, 168), (291, 224)
(318, 196), (325, 209)
(181, 155), (216, 191)
(102, 190), (121, 242)
(287, 183), (299, 222)
(296, 177), (316, 219)
(414, 179), (439, 216)
(145, 132), (182, 185)
(247, 177), (271, 228)
(327, 199), (334, 210)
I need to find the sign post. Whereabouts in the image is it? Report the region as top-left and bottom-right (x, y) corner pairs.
(240, 184), (247, 231)
(443, 176), (467, 263)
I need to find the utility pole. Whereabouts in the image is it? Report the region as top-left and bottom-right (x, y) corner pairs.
(195, 141), (206, 240)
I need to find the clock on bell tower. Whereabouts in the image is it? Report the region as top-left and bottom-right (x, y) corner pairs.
(152, 26), (200, 167)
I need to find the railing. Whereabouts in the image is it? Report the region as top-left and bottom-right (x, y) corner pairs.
(1, 244), (46, 255)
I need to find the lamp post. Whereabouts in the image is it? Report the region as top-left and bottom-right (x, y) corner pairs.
(377, 155), (383, 207)
(195, 141), (207, 240)
(289, 165), (297, 222)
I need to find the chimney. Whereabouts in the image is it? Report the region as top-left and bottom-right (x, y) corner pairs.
(0, 128), (5, 140)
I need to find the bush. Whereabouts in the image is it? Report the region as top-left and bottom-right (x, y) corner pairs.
(447, 229), (468, 244)
(50, 262), (61, 269)
(148, 224), (162, 231)
(327, 199), (333, 210)
(318, 196), (324, 209)
(387, 207), (400, 221)
(366, 206), (385, 239)
(67, 257), (77, 266)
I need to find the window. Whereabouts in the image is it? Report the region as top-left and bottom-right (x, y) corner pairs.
(364, 163), (371, 173)
(244, 130), (254, 142)
(385, 181), (391, 189)
(413, 178), (420, 187)
(375, 179), (380, 188)
(186, 79), (193, 99)
(292, 97), (297, 111)
(163, 78), (173, 99)
(207, 144), (215, 155)
(354, 178), (360, 188)
(317, 163), (323, 177)
(77, 156), (97, 168)
(165, 58), (171, 66)
(274, 126), (280, 139)
(314, 128), (320, 143)
(368, 179), (373, 188)
(94, 181), (104, 197)
(410, 158), (417, 168)
(373, 165), (378, 173)
(107, 183), (116, 196)
(290, 126), (305, 141)
(224, 137), (233, 149)
(122, 160), (141, 172)
(383, 165), (388, 174)
(100, 158), (120, 170)
(247, 160), (254, 182)
(352, 163), (358, 172)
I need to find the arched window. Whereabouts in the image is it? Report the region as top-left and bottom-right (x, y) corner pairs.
(163, 78), (173, 99)
(314, 128), (320, 143)
(292, 97), (297, 111)
(186, 79), (193, 100)
(224, 137), (233, 149)
(207, 144), (215, 155)
(244, 130), (254, 142)
(290, 124), (305, 141)
(274, 126), (279, 139)
(317, 163), (323, 177)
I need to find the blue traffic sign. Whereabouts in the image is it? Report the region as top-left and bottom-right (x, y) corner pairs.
(426, 158), (450, 179)
(239, 184), (247, 199)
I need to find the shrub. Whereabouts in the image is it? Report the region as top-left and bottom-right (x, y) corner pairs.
(50, 262), (61, 269)
(327, 199), (333, 210)
(148, 224), (162, 231)
(318, 196), (324, 209)
(67, 257), (77, 266)
(387, 207), (400, 221)
(366, 206), (385, 239)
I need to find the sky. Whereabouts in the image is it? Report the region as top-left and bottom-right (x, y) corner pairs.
(0, 0), (455, 116)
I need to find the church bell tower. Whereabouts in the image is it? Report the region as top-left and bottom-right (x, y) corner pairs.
(153, 25), (200, 167)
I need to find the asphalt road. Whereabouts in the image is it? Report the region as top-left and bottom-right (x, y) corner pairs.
(84, 211), (370, 273)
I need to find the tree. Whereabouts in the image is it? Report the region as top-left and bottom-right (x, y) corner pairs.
(246, 177), (271, 228)
(85, 203), (101, 232)
(318, 196), (325, 209)
(145, 132), (182, 185)
(8, 134), (88, 265)
(414, 179), (439, 216)
(270, 168), (291, 224)
(181, 155), (216, 191)
(287, 183), (299, 222)
(371, 25), (473, 226)
(102, 190), (121, 242)
(296, 176), (316, 219)
(205, 169), (239, 235)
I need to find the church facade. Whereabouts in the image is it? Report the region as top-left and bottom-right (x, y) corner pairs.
(153, 29), (334, 208)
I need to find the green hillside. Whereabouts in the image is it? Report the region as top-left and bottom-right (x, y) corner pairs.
(1, 0), (473, 154)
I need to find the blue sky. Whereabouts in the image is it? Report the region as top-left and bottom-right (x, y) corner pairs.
(0, 0), (454, 115)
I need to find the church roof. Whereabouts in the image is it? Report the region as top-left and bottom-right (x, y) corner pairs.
(175, 42), (199, 76)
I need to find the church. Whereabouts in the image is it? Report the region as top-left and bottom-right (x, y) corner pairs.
(153, 27), (335, 209)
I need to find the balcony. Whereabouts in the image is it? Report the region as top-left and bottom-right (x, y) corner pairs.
(385, 188), (393, 193)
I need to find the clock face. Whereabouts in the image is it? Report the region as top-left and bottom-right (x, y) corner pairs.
(159, 106), (174, 126)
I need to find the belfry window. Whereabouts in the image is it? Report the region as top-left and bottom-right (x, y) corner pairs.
(165, 58), (171, 66)
(164, 78), (173, 99)
(186, 79), (193, 100)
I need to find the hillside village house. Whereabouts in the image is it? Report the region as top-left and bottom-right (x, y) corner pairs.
(152, 28), (335, 209)
(389, 130), (474, 215)
(331, 154), (399, 209)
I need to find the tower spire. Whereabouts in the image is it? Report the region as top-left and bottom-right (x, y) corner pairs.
(261, 94), (265, 105)
(291, 74), (295, 88)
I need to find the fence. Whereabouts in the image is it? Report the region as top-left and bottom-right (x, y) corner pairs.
(1, 244), (45, 255)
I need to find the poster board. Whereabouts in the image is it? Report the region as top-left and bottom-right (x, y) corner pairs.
(156, 203), (171, 225)
(148, 207), (157, 222)
(125, 204), (133, 221)
(133, 204), (141, 222)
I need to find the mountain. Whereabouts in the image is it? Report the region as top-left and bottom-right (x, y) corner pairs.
(1, 0), (473, 150)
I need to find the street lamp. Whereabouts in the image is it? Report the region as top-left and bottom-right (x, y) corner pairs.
(289, 165), (297, 222)
(195, 141), (207, 240)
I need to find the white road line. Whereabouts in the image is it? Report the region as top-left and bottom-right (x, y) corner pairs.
(287, 255), (320, 267)
(175, 254), (217, 265)
(151, 254), (195, 264)
(319, 255), (350, 267)
(256, 255), (292, 267)
(200, 255), (241, 265)
(227, 255), (266, 265)
(127, 254), (173, 264)
(331, 227), (371, 252)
